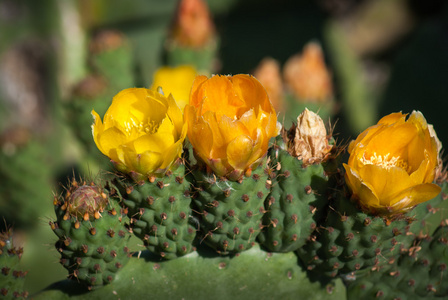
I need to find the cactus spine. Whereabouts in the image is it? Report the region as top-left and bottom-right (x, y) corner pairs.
(0, 229), (27, 299)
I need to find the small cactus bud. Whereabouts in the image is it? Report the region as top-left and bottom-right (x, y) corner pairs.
(65, 184), (108, 220)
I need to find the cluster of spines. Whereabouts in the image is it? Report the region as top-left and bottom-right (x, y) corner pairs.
(51, 179), (131, 288)
(0, 229), (28, 299)
(191, 163), (270, 254)
(114, 163), (197, 259)
(347, 224), (448, 299)
(296, 188), (421, 278)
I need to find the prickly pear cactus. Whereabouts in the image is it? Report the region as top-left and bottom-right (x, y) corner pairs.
(0, 139), (54, 229)
(51, 180), (131, 288)
(297, 189), (410, 278)
(112, 162), (197, 260)
(192, 163), (270, 254)
(257, 139), (331, 252)
(0, 229), (27, 299)
(296, 185), (446, 279)
(347, 224), (448, 299)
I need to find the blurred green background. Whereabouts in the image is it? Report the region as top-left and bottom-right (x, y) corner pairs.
(0, 0), (447, 294)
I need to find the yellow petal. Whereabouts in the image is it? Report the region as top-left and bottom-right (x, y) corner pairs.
(160, 123), (188, 170)
(97, 127), (128, 161)
(133, 116), (177, 154)
(91, 110), (104, 150)
(165, 93), (184, 136)
(388, 183), (441, 211)
(150, 65), (197, 110)
(135, 151), (164, 176)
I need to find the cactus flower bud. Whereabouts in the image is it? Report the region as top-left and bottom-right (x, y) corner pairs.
(284, 108), (332, 166)
(284, 42), (333, 102)
(253, 58), (284, 112)
(171, 0), (215, 48)
(185, 74), (281, 180)
(65, 185), (108, 219)
(344, 111), (441, 214)
(92, 88), (187, 179)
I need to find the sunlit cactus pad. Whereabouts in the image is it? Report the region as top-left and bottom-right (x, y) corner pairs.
(32, 245), (346, 300)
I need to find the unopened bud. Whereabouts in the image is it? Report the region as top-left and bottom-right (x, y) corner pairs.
(65, 185), (108, 220)
(253, 57), (283, 112)
(284, 108), (332, 165)
(171, 0), (215, 48)
(283, 42), (333, 102)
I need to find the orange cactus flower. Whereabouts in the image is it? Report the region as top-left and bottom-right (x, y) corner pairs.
(92, 88), (187, 180)
(283, 42), (333, 102)
(171, 0), (215, 48)
(343, 111), (442, 214)
(185, 74), (281, 180)
(253, 57), (284, 112)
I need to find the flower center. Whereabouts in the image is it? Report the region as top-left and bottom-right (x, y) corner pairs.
(362, 152), (409, 171)
(124, 118), (159, 136)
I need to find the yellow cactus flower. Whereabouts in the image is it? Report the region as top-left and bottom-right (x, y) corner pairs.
(150, 65), (197, 110)
(185, 74), (281, 180)
(92, 88), (187, 180)
(343, 111), (441, 215)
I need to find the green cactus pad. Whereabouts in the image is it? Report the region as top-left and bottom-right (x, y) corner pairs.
(297, 191), (431, 278)
(112, 163), (196, 260)
(51, 182), (131, 288)
(165, 38), (219, 73)
(347, 225), (448, 299)
(31, 245), (347, 300)
(0, 229), (28, 299)
(297, 177), (448, 280)
(192, 163), (270, 254)
(258, 144), (331, 252)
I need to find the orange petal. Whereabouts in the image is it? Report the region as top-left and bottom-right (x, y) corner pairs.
(358, 164), (411, 206)
(201, 75), (243, 117)
(226, 135), (254, 171)
(185, 105), (213, 159)
(377, 112), (406, 126)
(344, 164), (380, 208)
(189, 75), (208, 108)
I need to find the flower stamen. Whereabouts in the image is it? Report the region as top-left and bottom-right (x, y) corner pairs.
(361, 152), (408, 171)
(124, 119), (159, 136)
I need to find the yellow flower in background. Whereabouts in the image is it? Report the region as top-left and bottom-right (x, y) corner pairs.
(92, 88), (187, 179)
(344, 111), (441, 214)
(185, 74), (281, 180)
(150, 65), (197, 110)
